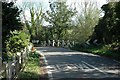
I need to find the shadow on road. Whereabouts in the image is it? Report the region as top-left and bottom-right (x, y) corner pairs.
(37, 47), (120, 80)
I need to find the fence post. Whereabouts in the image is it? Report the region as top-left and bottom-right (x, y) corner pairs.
(52, 40), (55, 47)
(57, 40), (60, 47)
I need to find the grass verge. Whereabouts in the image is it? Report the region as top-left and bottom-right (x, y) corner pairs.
(71, 45), (120, 61)
(17, 52), (40, 80)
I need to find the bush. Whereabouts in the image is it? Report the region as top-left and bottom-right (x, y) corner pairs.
(104, 42), (120, 52)
(6, 30), (30, 59)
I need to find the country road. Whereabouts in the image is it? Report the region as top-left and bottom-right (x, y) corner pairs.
(37, 47), (120, 80)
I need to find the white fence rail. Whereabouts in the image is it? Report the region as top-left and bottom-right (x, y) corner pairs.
(1, 45), (32, 80)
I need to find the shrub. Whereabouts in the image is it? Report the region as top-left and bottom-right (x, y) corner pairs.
(104, 42), (120, 52)
(6, 30), (30, 59)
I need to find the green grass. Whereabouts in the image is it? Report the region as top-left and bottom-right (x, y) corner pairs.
(17, 52), (40, 80)
(71, 45), (120, 61)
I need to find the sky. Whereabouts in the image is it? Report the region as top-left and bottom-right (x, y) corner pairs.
(15, 0), (107, 25)
(16, 0), (107, 11)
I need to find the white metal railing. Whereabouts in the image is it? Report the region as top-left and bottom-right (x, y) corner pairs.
(37, 40), (75, 48)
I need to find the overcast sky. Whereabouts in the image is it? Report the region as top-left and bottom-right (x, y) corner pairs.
(15, 0), (107, 25)
(16, 0), (107, 11)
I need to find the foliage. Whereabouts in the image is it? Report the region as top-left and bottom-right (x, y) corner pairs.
(104, 42), (120, 52)
(43, 1), (76, 40)
(89, 1), (120, 57)
(17, 52), (40, 80)
(29, 6), (43, 40)
(2, 2), (22, 34)
(63, 1), (100, 43)
(2, 2), (22, 50)
(29, 51), (39, 59)
(90, 2), (120, 45)
(71, 44), (120, 60)
(2, 2), (23, 61)
(6, 30), (30, 58)
(18, 2), (43, 41)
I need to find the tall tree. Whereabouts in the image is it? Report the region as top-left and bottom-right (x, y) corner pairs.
(2, 2), (22, 52)
(64, 1), (100, 43)
(18, 2), (43, 41)
(43, 1), (76, 40)
(90, 1), (120, 45)
(2, 2), (22, 36)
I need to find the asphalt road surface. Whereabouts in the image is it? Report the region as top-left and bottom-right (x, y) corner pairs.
(37, 47), (120, 80)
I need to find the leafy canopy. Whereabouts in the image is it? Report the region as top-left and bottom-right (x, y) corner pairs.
(43, 1), (76, 40)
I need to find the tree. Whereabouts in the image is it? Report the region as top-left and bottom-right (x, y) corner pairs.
(2, 2), (23, 60)
(2, 2), (22, 35)
(18, 2), (43, 41)
(43, 1), (76, 40)
(90, 1), (120, 52)
(64, 1), (100, 43)
(2, 2), (22, 52)
(91, 1), (120, 44)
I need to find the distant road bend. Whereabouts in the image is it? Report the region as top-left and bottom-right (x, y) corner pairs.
(38, 47), (120, 80)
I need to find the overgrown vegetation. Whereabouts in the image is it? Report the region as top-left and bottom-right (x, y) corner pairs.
(5, 30), (30, 60)
(17, 51), (40, 80)
(71, 44), (120, 60)
(43, 1), (76, 40)
(2, 2), (31, 61)
(90, 2), (120, 49)
(2, 2), (22, 38)
(18, 2), (43, 41)
(2, 2), (23, 61)
(64, 1), (100, 42)
(86, 1), (120, 60)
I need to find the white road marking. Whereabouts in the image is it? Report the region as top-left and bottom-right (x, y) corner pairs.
(82, 62), (90, 69)
(82, 61), (107, 75)
(38, 48), (120, 79)
(68, 64), (78, 69)
(66, 65), (72, 70)
(78, 64), (84, 70)
(56, 65), (61, 70)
